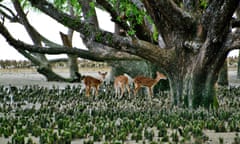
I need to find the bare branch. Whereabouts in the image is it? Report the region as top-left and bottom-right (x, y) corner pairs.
(0, 3), (19, 22)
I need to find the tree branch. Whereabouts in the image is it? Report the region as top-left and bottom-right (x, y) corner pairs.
(0, 3), (19, 22)
(129, 0), (144, 10)
(203, 0), (239, 40)
(96, 0), (153, 43)
(0, 2), (62, 48)
(12, 0), (48, 63)
(0, 23), (140, 61)
(226, 32), (240, 51)
(232, 18), (240, 28)
(78, 0), (99, 27)
(27, 0), (172, 64)
(142, 0), (194, 32)
(96, 0), (130, 32)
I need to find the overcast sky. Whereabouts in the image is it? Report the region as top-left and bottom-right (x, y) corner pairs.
(0, 1), (238, 60)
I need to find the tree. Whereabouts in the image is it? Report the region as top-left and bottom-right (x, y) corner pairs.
(236, 7), (240, 79)
(218, 61), (229, 86)
(0, 0), (240, 108)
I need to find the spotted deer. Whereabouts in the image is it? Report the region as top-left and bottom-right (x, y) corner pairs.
(114, 73), (133, 99)
(133, 71), (167, 99)
(83, 71), (108, 97)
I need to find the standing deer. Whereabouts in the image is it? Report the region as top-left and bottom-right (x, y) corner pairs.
(133, 71), (167, 99)
(114, 73), (133, 99)
(83, 71), (108, 97)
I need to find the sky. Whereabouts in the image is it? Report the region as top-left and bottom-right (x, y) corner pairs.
(0, 1), (238, 61)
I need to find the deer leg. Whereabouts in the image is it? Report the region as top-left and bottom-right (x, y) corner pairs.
(115, 82), (120, 98)
(85, 86), (90, 97)
(95, 85), (99, 96)
(120, 84), (125, 99)
(126, 84), (130, 99)
(134, 85), (141, 97)
(115, 86), (118, 98)
(149, 87), (153, 100)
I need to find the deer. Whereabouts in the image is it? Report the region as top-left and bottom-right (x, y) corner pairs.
(114, 73), (133, 99)
(133, 71), (167, 99)
(82, 71), (108, 97)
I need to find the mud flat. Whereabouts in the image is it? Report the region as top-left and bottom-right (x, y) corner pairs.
(0, 68), (111, 89)
(0, 68), (240, 144)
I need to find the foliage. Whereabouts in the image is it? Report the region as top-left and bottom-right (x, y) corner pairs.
(199, 0), (208, 9)
(0, 85), (240, 143)
(53, 0), (82, 17)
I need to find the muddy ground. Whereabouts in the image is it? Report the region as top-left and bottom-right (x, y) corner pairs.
(0, 68), (240, 144)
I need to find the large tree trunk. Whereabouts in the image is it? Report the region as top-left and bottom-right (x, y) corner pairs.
(192, 71), (217, 109)
(168, 64), (219, 109)
(238, 50), (240, 79)
(218, 61), (229, 86)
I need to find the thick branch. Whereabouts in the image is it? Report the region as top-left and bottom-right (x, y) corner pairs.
(1, 2), (62, 48)
(97, 0), (153, 42)
(129, 0), (144, 10)
(203, 0), (239, 40)
(128, 0), (154, 41)
(0, 23), (139, 61)
(96, 0), (130, 32)
(13, 0), (41, 45)
(12, 0), (48, 63)
(27, 0), (172, 64)
(226, 32), (240, 51)
(78, 0), (99, 27)
(142, 0), (194, 32)
(232, 18), (240, 28)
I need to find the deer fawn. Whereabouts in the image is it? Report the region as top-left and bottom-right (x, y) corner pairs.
(133, 71), (167, 99)
(114, 73), (132, 99)
(83, 71), (108, 97)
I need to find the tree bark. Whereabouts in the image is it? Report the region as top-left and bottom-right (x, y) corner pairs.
(37, 67), (67, 81)
(60, 32), (79, 81)
(218, 61), (229, 86)
(66, 0), (79, 80)
(238, 50), (240, 79)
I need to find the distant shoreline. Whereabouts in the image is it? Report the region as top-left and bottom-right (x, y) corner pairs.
(0, 67), (111, 88)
